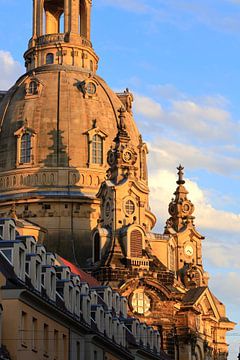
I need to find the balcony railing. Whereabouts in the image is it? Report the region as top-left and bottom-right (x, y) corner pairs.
(35, 33), (92, 47)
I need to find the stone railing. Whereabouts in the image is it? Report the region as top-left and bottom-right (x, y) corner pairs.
(36, 33), (92, 47)
(37, 33), (66, 45)
(152, 233), (170, 240)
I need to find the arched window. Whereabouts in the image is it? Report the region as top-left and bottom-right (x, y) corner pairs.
(130, 230), (142, 258)
(46, 53), (54, 64)
(59, 13), (64, 33)
(20, 133), (32, 164)
(94, 232), (100, 262)
(29, 81), (38, 95)
(92, 135), (103, 164)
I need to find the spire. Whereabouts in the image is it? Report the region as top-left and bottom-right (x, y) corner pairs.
(25, 0), (98, 72)
(165, 165), (195, 233)
(106, 107), (137, 184)
(177, 164), (185, 185)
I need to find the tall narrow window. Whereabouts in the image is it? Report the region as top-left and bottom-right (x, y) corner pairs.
(63, 334), (67, 359)
(54, 330), (59, 359)
(92, 135), (103, 164)
(43, 324), (49, 355)
(130, 230), (143, 258)
(94, 232), (100, 262)
(32, 318), (37, 351)
(59, 13), (64, 33)
(29, 81), (38, 95)
(20, 133), (32, 163)
(21, 311), (27, 347)
(77, 341), (80, 360)
(46, 53), (54, 64)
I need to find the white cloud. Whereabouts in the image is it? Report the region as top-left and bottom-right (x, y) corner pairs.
(204, 242), (240, 269)
(133, 90), (240, 177)
(134, 93), (240, 144)
(0, 50), (23, 90)
(149, 169), (240, 233)
(134, 94), (163, 119)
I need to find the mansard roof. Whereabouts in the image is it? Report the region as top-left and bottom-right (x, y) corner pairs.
(56, 255), (100, 287)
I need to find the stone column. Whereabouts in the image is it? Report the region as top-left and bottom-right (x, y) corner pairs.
(32, 0), (38, 38)
(64, 0), (70, 33)
(70, 0), (80, 34)
(36, 0), (44, 36)
(86, 1), (91, 40)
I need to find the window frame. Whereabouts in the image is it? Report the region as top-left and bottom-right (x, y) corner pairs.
(20, 132), (32, 164)
(84, 126), (107, 168)
(14, 126), (36, 168)
(92, 134), (103, 165)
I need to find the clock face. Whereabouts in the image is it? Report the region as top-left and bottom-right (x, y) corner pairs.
(122, 149), (132, 163)
(184, 244), (194, 257)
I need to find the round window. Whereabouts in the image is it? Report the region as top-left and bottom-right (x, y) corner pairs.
(86, 82), (96, 95)
(131, 290), (151, 314)
(125, 199), (135, 215)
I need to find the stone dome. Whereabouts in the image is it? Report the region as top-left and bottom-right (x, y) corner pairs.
(0, 65), (140, 196)
(0, 0), (151, 265)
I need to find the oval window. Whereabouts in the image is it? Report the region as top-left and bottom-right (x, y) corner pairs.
(86, 82), (96, 95)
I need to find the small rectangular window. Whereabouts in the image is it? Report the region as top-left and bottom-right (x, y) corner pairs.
(21, 311), (27, 347)
(43, 323), (49, 355)
(54, 330), (59, 359)
(63, 334), (67, 359)
(32, 317), (37, 351)
(77, 341), (80, 360)
(43, 204), (51, 210)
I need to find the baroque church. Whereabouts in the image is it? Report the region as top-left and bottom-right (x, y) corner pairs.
(0, 0), (235, 359)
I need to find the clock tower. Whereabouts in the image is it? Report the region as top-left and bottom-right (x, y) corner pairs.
(165, 166), (209, 288)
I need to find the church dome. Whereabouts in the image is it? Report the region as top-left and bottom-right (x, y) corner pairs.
(0, 65), (140, 196)
(0, 0), (151, 264)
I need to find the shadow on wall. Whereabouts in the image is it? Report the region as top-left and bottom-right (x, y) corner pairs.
(14, 128), (96, 266)
(43, 128), (71, 168)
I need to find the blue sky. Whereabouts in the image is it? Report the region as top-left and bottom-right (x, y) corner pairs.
(1, 0), (240, 358)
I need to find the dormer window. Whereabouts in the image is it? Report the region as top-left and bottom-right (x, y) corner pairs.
(84, 122), (107, 167)
(92, 134), (103, 164)
(20, 133), (32, 163)
(15, 126), (36, 167)
(25, 77), (42, 98)
(29, 81), (38, 95)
